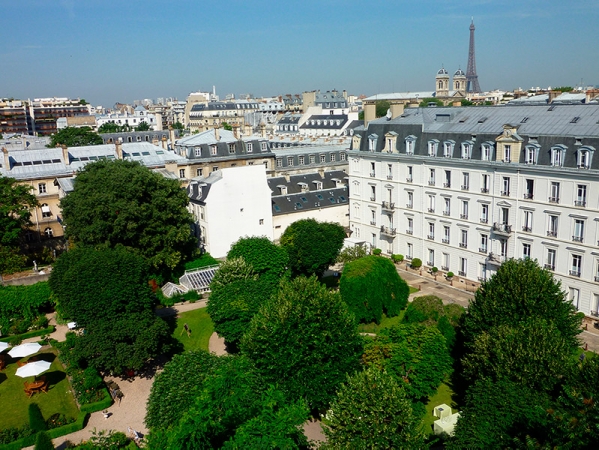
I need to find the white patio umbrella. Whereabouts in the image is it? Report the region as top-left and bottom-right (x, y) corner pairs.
(8, 342), (41, 358)
(0, 342), (9, 352)
(16, 360), (51, 378)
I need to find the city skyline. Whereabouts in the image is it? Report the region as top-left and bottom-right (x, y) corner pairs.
(2, 0), (598, 107)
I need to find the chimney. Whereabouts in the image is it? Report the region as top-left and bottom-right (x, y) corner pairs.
(2, 147), (10, 171)
(214, 126), (220, 141)
(260, 122), (266, 138)
(61, 145), (70, 165)
(232, 124), (240, 139)
(169, 125), (176, 148)
(390, 102), (405, 119)
(586, 89), (599, 103)
(115, 141), (123, 160)
(548, 90), (561, 103)
(161, 135), (167, 150)
(342, 90), (347, 99)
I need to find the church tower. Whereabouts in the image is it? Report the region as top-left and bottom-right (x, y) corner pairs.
(435, 67), (449, 97)
(453, 69), (466, 92)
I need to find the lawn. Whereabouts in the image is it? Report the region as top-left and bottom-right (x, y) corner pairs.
(0, 348), (79, 430)
(423, 382), (458, 435)
(409, 286), (419, 294)
(357, 311), (405, 334)
(169, 307), (214, 352)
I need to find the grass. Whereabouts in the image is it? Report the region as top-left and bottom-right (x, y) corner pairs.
(423, 382), (458, 435)
(409, 286), (419, 294)
(169, 307), (214, 352)
(0, 349), (79, 430)
(358, 310), (405, 334)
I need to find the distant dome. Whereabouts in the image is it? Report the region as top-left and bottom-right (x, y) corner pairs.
(454, 69), (465, 77)
(437, 68), (448, 76)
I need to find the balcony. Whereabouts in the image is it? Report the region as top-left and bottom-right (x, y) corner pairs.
(370, 171), (376, 177)
(480, 218), (488, 224)
(427, 207), (435, 213)
(427, 234), (435, 240)
(547, 230), (557, 238)
(380, 226), (397, 237)
(459, 242), (467, 248)
(487, 252), (506, 265)
(461, 185), (470, 191)
(479, 247), (487, 254)
(427, 261), (434, 267)
(381, 201), (395, 211)
(443, 210), (450, 216)
(591, 310), (599, 317)
(428, 180), (436, 186)
(460, 214), (468, 220)
(501, 190), (510, 197)
(522, 226), (532, 232)
(575, 200), (587, 207)
(370, 196), (376, 202)
(492, 223), (512, 236)
(370, 220), (376, 226)
(572, 236), (583, 243)
(478, 276), (488, 282)
(480, 187), (489, 193)
(523, 193), (534, 200)
(406, 229), (413, 235)
(549, 196), (560, 203)
(442, 238), (450, 244)
(405, 255), (413, 261)
(406, 177), (413, 183)
(443, 182), (451, 188)
(387, 175), (393, 180)
(594, 276), (599, 282)
(441, 265), (449, 271)
(406, 203), (413, 209)
(569, 270), (581, 278)
(458, 270), (467, 276)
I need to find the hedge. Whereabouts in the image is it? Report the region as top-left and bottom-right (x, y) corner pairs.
(0, 282), (52, 333)
(0, 326), (54, 343)
(80, 387), (112, 414)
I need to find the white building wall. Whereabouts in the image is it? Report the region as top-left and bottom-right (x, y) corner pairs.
(272, 206), (349, 242)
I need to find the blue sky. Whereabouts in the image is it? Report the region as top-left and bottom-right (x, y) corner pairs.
(2, 0), (598, 107)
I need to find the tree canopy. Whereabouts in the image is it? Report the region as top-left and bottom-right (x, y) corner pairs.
(0, 176), (38, 273)
(48, 126), (103, 147)
(322, 368), (426, 449)
(171, 122), (184, 131)
(240, 276), (363, 411)
(60, 159), (197, 274)
(280, 219), (345, 277)
(339, 255), (409, 323)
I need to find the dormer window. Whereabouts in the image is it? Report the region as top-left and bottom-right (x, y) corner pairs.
(314, 181), (323, 190)
(428, 140), (439, 157)
(405, 135), (416, 155)
(299, 183), (308, 193)
(228, 143), (236, 154)
(481, 143), (494, 161)
(368, 134), (378, 152)
(524, 144), (539, 165)
(210, 145), (217, 156)
(246, 142), (253, 153)
(503, 145), (511, 163)
(261, 142), (267, 151)
(443, 141), (454, 158)
(461, 141), (473, 159)
(279, 186), (287, 195)
(578, 147), (594, 169)
(551, 145), (566, 167)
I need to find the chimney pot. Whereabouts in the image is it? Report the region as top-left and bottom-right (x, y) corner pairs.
(61, 144), (70, 166)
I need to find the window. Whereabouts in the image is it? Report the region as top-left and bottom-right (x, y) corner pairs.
(370, 209), (376, 225)
(546, 248), (556, 270)
(428, 222), (435, 240)
(194, 146), (202, 158)
(370, 162), (376, 177)
(569, 287), (580, 309)
(210, 145), (217, 156)
(551, 146), (564, 167)
(428, 195), (435, 213)
(259, 219), (264, 225)
(195, 167), (203, 177)
(501, 177), (510, 196)
(525, 145), (537, 164)
(481, 144), (492, 161)
(499, 239), (508, 257)
(330, 153), (336, 162)
(228, 143), (236, 154)
(405, 137), (415, 155)
(547, 215), (558, 237)
(370, 185), (376, 201)
(340, 152), (346, 161)
(578, 149), (591, 169)
(504, 145), (511, 163)
(443, 225), (450, 243)
(299, 156), (305, 165)
(481, 204), (489, 223)
(407, 218), (413, 234)
(44, 227), (53, 238)
(501, 207), (509, 225)
(461, 142), (472, 159)
(481, 174), (490, 193)
(387, 164), (393, 180)
(407, 243), (413, 259)
(460, 200), (469, 219)
(406, 166), (413, 182)
(571, 255), (582, 277)
(179, 169), (185, 178)
(443, 198), (451, 216)
(212, 166), (218, 172)
(523, 243), (531, 259)
(368, 134), (378, 151)
(41, 203), (51, 218)
(576, 185), (587, 207)
(261, 142), (267, 151)
(38, 183), (46, 194)
(462, 172), (470, 190)
(442, 252), (450, 271)
(459, 257), (467, 276)
(480, 234), (488, 253)
(443, 141), (453, 158)
(287, 156), (293, 166)
(310, 155), (315, 164)
(550, 182), (560, 203)
(428, 249), (435, 267)
(371, 233), (377, 248)
(524, 179), (534, 199)
(247, 143), (253, 153)
(444, 170), (451, 188)
(428, 140), (438, 157)
(460, 229), (468, 248)
(320, 155), (326, 163)
(406, 191), (413, 208)
(523, 210), (533, 232)
(429, 169), (436, 185)
(573, 219), (584, 243)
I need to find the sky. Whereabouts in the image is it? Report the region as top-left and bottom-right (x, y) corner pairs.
(2, 0), (599, 107)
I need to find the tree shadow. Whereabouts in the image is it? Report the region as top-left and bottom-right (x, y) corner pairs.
(34, 352), (57, 363)
(44, 370), (66, 389)
(0, 372), (7, 386)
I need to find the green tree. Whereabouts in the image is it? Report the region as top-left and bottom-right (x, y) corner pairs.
(462, 318), (577, 393)
(241, 276), (363, 411)
(221, 122), (233, 131)
(97, 121), (122, 133)
(59, 159), (196, 274)
(362, 324), (452, 401)
(145, 351), (224, 431)
(34, 431), (54, 450)
(48, 126), (103, 147)
(322, 368), (427, 449)
(339, 255), (409, 323)
(280, 219), (345, 277)
(135, 121), (151, 131)
(172, 122), (184, 131)
(0, 176), (38, 273)
(419, 98), (444, 107)
(460, 98), (474, 106)
(375, 100), (391, 118)
(461, 258), (581, 351)
(404, 296), (463, 349)
(336, 244), (367, 264)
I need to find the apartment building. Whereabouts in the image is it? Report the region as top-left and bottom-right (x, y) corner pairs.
(349, 104), (599, 317)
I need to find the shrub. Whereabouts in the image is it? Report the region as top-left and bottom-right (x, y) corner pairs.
(9, 335), (23, 346)
(411, 258), (422, 270)
(404, 296), (444, 325)
(184, 253), (219, 271)
(45, 413), (75, 430)
(340, 256), (409, 323)
(0, 282), (51, 335)
(0, 426), (33, 445)
(33, 315), (49, 330)
(29, 403), (47, 432)
(447, 271), (454, 278)
(431, 266), (438, 273)
(391, 254), (404, 263)
(372, 248), (382, 256)
(34, 431), (54, 450)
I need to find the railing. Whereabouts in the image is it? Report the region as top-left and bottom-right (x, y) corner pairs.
(443, 210), (450, 216)
(547, 230), (557, 237)
(575, 200), (586, 207)
(428, 180), (436, 186)
(460, 214), (468, 220)
(387, 175), (393, 180)
(591, 310), (599, 317)
(381, 201), (395, 210)
(406, 177), (413, 183)
(443, 182), (451, 188)
(549, 196), (559, 203)
(406, 203), (413, 209)
(501, 190), (510, 196)
(427, 208), (435, 213)
(380, 226), (397, 236)
(572, 236), (583, 243)
(569, 270), (581, 277)
(479, 247), (487, 254)
(459, 242), (467, 248)
(406, 229), (413, 235)
(370, 220), (376, 225)
(480, 187), (489, 193)
(458, 270), (466, 276)
(370, 171), (376, 177)
(544, 263), (555, 271)
(442, 238), (450, 244)
(405, 255), (413, 260)
(427, 261), (434, 266)
(492, 223), (512, 234)
(480, 218), (488, 224)
(427, 234), (435, 240)
(522, 226), (532, 232)
(370, 196), (376, 201)
(523, 193), (534, 199)
(461, 185), (469, 191)
(441, 265), (449, 271)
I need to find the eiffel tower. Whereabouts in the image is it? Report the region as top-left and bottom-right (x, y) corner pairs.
(466, 19), (481, 93)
